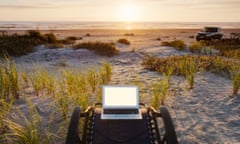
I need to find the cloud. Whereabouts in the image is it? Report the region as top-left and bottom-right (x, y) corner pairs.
(138, 0), (240, 8)
(0, 3), (59, 9)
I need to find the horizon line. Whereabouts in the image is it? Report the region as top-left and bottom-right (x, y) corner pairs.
(1, 20), (240, 23)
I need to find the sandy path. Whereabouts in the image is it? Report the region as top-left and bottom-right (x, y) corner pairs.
(109, 45), (240, 143)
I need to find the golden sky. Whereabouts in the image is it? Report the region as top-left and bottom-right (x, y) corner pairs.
(0, 0), (239, 22)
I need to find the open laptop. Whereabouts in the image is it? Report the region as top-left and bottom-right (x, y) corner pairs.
(101, 86), (142, 120)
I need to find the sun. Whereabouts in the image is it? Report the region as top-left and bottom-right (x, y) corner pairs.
(117, 4), (139, 22)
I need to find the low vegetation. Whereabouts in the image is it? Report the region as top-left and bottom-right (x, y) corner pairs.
(117, 38), (131, 45)
(124, 33), (134, 36)
(151, 76), (169, 108)
(0, 59), (113, 143)
(206, 38), (240, 59)
(161, 40), (186, 50)
(189, 41), (204, 53)
(0, 30), (85, 56)
(142, 55), (240, 93)
(0, 30), (57, 56)
(188, 36), (240, 58)
(0, 58), (19, 100)
(74, 41), (119, 57)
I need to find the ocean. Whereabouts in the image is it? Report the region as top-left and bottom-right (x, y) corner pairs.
(0, 21), (239, 30)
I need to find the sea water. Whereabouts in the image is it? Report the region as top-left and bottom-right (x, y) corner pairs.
(0, 21), (239, 30)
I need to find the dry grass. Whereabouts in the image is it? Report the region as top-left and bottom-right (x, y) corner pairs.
(142, 55), (240, 94)
(0, 61), (113, 143)
(0, 58), (19, 100)
(74, 41), (119, 57)
(0, 30), (57, 56)
(161, 40), (186, 50)
(117, 38), (131, 45)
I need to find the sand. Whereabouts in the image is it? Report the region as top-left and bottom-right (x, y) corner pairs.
(6, 28), (240, 143)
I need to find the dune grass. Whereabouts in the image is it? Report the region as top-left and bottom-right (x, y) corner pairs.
(161, 40), (186, 50)
(142, 55), (240, 94)
(151, 76), (169, 109)
(0, 60), (113, 143)
(0, 58), (19, 100)
(117, 38), (131, 45)
(3, 100), (53, 144)
(231, 65), (240, 95)
(189, 41), (204, 53)
(187, 38), (240, 57)
(0, 30), (58, 56)
(74, 41), (119, 57)
(74, 42), (119, 57)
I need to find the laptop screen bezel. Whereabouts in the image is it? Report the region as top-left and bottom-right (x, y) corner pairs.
(102, 85), (139, 110)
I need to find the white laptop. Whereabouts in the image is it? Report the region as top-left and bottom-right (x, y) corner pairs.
(101, 86), (142, 120)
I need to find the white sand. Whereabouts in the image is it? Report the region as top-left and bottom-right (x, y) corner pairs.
(9, 29), (240, 143)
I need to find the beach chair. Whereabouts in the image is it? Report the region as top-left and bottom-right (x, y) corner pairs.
(66, 86), (178, 144)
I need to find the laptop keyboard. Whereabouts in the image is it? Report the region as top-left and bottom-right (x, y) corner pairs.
(103, 109), (139, 114)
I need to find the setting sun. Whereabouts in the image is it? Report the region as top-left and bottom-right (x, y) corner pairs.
(117, 4), (139, 22)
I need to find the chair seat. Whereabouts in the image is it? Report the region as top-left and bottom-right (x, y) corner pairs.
(91, 108), (153, 144)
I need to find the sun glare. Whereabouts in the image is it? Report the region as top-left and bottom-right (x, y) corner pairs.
(117, 4), (139, 22)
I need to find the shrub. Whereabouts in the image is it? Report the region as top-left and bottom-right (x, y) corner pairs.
(27, 30), (43, 39)
(117, 38), (131, 45)
(189, 41), (204, 53)
(66, 36), (81, 41)
(58, 36), (82, 45)
(124, 33), (134, 36)
(204, 38), (240, 59)
(86, 33), (91, 36)
(0, 30), (57, 56)
(44, 33), (57, 43)
(189, 35), (194, 39)
(161, 40), (186, 50)
(74, 42), (119, 57)
(46, 43), (64, 49)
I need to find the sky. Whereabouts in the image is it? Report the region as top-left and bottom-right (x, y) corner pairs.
(0, 0), (240, 22)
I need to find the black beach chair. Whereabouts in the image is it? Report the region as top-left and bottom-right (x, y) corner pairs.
(65, 103), (178, 144)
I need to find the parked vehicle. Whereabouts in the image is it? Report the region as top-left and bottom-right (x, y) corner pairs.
(196, 27), (223, 41)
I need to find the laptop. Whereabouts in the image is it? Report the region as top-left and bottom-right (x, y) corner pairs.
(101, 86), (142, 120)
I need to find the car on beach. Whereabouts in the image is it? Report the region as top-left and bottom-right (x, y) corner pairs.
(196, 27), (223, 41)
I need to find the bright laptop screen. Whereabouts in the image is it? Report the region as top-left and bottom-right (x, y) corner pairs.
(103, 86), (138, 108)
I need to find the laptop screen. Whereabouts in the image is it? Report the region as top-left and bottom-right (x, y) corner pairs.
(103, 86), (138, 109)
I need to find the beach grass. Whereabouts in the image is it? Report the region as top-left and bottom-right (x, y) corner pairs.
(0, 30), (58, 56)
(151, 75), (169, 108)
(117, 38), (131, 45)
(0, 58), (19, 100)
(3, 100), (53, 144)
(161, 40), (186, 50)
(142, 55), (240, 94)
(74, 41), (119, 57)
(189, 41), (204, 53)
(0, 60), (113, 143)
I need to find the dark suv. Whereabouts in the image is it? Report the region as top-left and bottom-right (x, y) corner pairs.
(196, 27), (223, 41)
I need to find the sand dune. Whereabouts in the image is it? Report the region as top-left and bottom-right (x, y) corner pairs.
(7, 29), (240, 143)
